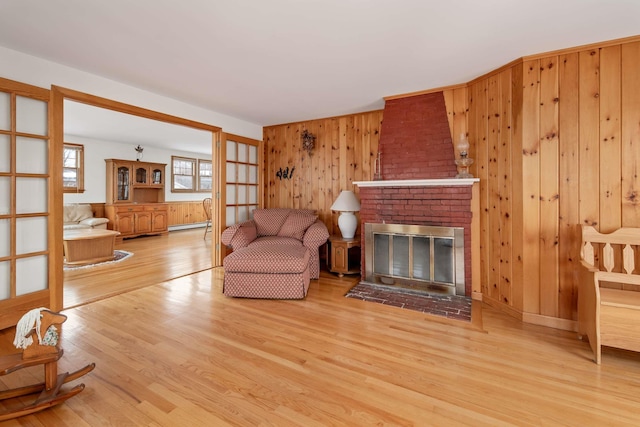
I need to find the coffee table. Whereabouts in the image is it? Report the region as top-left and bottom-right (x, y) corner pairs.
(63, 229), (121, 266)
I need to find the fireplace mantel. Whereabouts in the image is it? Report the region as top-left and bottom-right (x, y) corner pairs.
(354, 178), (479, 188)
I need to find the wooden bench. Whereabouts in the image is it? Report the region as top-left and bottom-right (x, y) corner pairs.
(578, 225), (640, 364)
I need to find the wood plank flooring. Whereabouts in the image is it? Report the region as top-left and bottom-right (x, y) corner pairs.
(2, 230), (640, 425)
(63, 229), (213, 308)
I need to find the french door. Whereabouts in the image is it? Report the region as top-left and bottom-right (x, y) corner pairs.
(220, 133), (262, 262)
(0, 77), (60, 330)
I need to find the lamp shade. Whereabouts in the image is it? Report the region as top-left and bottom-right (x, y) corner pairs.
(330, 190), (360, 212)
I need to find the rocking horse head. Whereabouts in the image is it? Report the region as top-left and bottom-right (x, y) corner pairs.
(13, 308), (67, 358)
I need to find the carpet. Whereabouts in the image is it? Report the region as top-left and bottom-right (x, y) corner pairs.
(64, 250), (133, 271)
(345, 282), (472, 322)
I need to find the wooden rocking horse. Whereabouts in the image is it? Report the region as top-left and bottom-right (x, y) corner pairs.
(0, 308), (95, 421)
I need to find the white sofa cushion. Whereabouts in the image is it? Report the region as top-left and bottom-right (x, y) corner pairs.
(63, 204), (94, 223)
(63, 204), (109, 230)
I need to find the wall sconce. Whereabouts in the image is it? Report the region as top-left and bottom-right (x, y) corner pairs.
(330, 190), (361, 239)
(455, 134), (473, 178)
(135, 145), (144, 161)
(301, 130), (316, 156)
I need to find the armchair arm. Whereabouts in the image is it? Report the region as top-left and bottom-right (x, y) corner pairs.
(221, 220), (257, 249)
(303, 220), (329, 249)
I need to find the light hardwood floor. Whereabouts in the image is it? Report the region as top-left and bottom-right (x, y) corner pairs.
(3, 230), (640, 425)
(63, 228), (213, 308)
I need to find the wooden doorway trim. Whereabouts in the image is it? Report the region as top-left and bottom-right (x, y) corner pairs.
(51, 86), (225, 303)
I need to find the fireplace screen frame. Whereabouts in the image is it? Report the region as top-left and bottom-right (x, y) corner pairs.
(363, 223), (465, 295)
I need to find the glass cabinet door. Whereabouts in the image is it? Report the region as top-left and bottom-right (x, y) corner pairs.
(152, 168), (163, 185)
(135, 166), (148, 185)
(117, 165), (130, 201)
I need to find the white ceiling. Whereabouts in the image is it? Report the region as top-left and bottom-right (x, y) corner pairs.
(1, 0), (639, 144)
(63, 100), (213, 154)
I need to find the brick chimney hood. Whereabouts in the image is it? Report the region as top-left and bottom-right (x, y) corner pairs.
(377, 91), (457, 181)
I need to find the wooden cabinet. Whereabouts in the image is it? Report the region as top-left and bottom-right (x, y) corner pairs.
(105, 203), (168, 240)
(134, 164), (164, 187)
(328, 235), (361, 277)
(105, 159), (168, 239)
(105, 159), (166, 204)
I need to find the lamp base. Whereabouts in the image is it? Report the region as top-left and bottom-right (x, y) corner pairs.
(338, 211), (357, 239)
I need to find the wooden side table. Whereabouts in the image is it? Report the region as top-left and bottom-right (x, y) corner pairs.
(328, 235), (361, 277)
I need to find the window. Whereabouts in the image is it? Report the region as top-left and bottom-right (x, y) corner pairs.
(199, 160), (212, 191)
(63, 143), (84, 193)
(171, 156), (212, 192)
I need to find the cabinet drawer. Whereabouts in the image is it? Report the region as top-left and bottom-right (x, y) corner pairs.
(144, 204), (167, 212)
(116, 205), (144, 213)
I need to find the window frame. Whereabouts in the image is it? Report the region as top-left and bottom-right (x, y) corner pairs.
(62, 142), (85, 193)
(171, 155), (212, 193)
(198, 159), (213, 192)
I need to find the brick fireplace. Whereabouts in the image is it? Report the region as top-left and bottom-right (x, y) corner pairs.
(354, 91), (477, 296)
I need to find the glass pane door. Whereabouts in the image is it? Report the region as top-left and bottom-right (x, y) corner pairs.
(225, 135), (261, 227)
(0, 79), (52, 329)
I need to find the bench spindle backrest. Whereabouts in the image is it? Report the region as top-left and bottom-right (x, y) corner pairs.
(581, 225), (638, 275)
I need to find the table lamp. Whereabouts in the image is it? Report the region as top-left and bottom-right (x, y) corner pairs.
(330, 190), (361, 239)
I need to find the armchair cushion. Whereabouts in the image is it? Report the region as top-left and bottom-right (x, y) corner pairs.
(277, 212), (318, 240)
(253, 208), (291, 236)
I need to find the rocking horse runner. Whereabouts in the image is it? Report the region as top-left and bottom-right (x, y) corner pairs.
(0, 308), (95, 421)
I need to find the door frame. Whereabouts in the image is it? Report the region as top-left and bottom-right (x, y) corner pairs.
(51, 86), (225, 308)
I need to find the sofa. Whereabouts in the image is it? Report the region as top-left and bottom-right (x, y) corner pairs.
(63, 204), (109, 230)
(221, 208), (329, 298)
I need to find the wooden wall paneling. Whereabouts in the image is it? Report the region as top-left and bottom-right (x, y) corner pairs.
(558, 52), (580, 320)
(351, 116), (363, 238)
(269, 128), (280, 207)
(331, 119), (342, 235)
(452, 87), (468, 158)
(538, 55), (560, 317)
(521, 60), (541, 314)
(498, 69), (513, 307)
(89, 203), (106, 219)
(443, 90), (455, 140)
(312, 120), (324, 217)
(347, 116), (357, 189)
(264, 111), (383, 237)
(621, 41), (640, 227)
(338, 117), (349, 191)
(283, 125), (296, 209)
(165, 201), (208, 226)
(578, 49), (601, 230)
(306, 121), (318, 211)
(263, 128), (272, 206)
(323, 118), (336, 228)
(473, 81), (491, 297)
(191, 201), (207, 224)
(167, 203), (180, 225)
(273, 125), (287, 208)
(510, 65), (525, 312)
(486, 74), (501, 301)
(599, 45), (622, 234)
